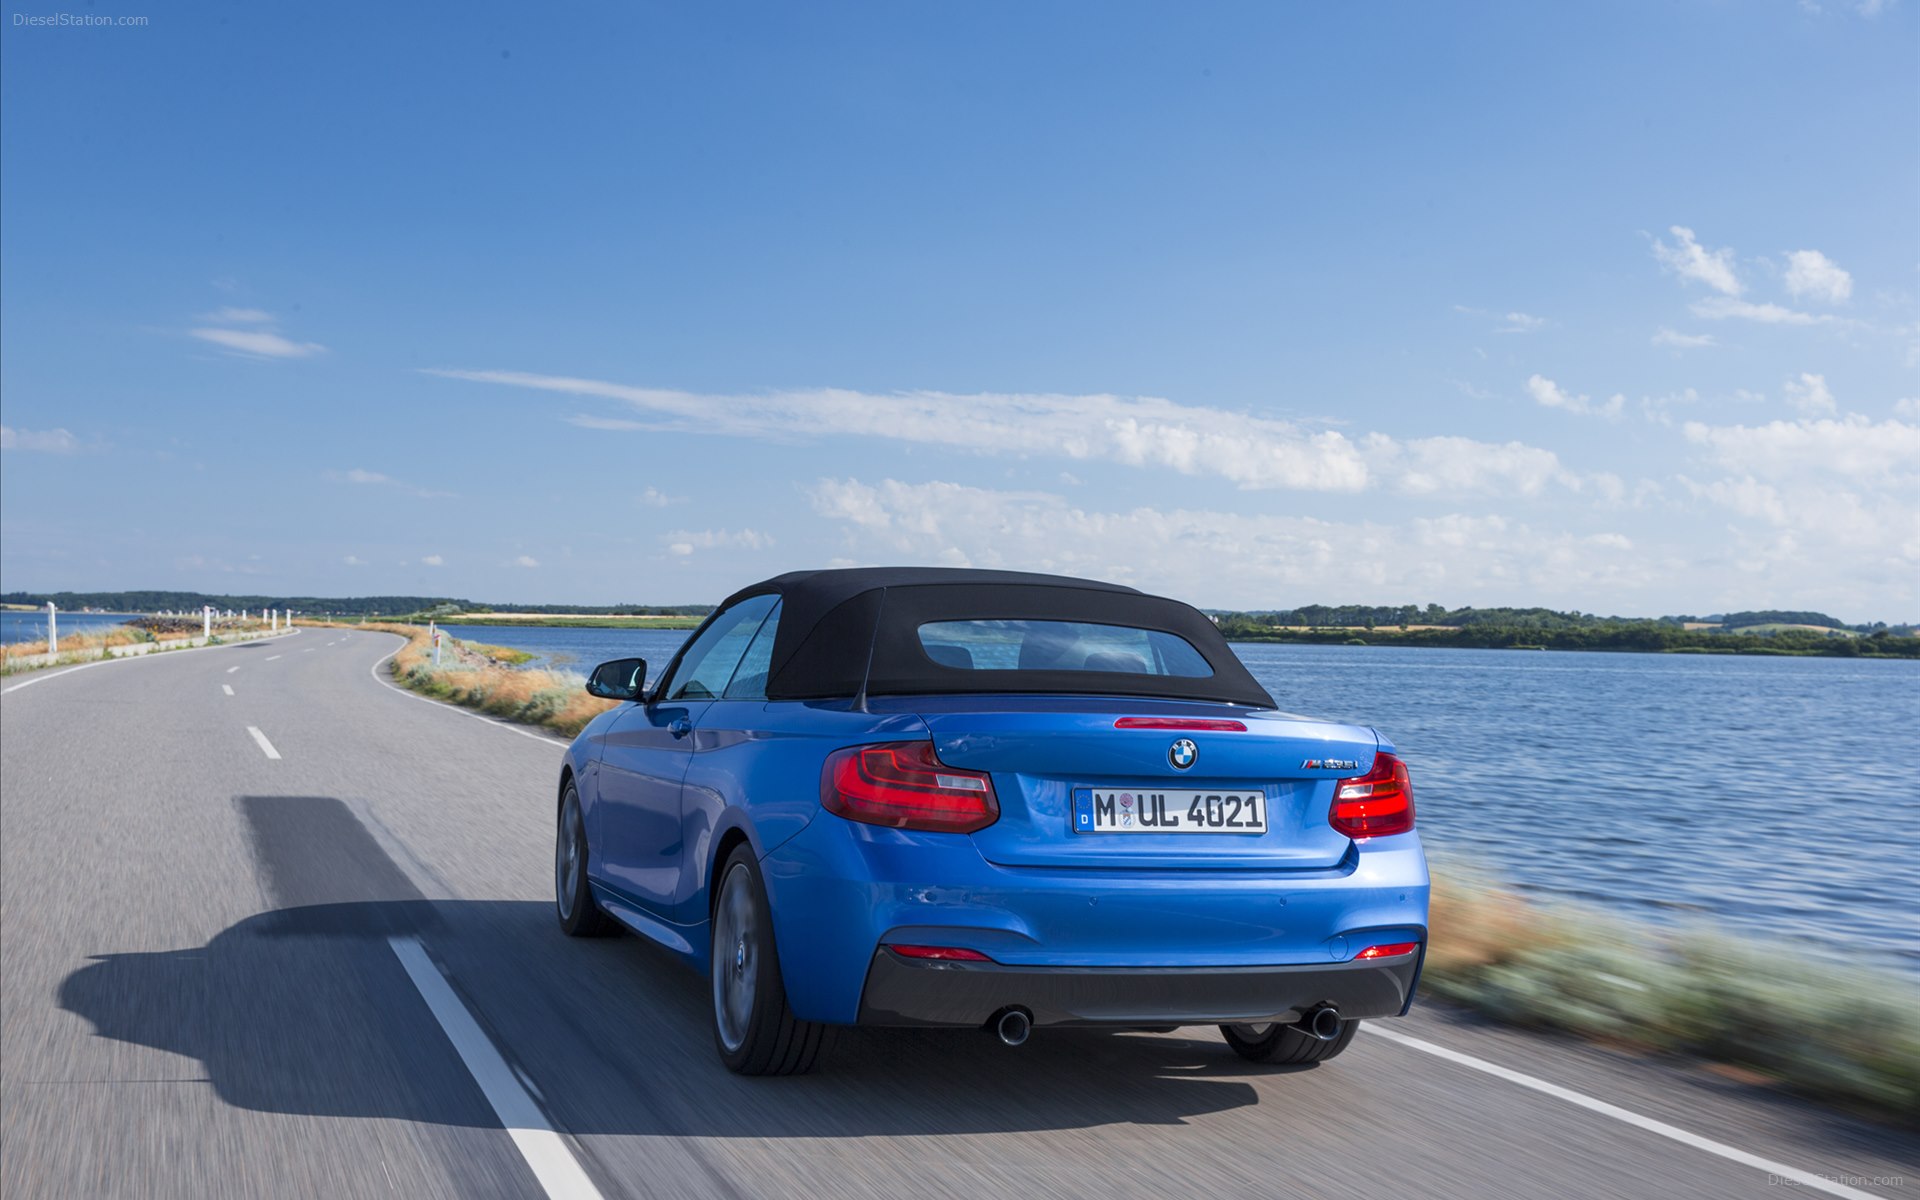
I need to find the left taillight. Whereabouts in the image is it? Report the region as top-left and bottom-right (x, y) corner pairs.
(821, 740), (1000, 834)
(1328, 751), (1415, 839)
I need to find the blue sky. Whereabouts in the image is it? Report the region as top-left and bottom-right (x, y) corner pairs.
(2, 2), (1915, 620)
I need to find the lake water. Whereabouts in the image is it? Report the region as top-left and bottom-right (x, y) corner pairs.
(0, 611), (138, 645)
(446, 623), (1920, 973)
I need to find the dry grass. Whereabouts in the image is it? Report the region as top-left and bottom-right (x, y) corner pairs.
(4, 627), (148, 659)
(337, 621), (618, 737)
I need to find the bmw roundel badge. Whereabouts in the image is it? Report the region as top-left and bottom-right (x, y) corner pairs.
(1168, 738), (1198, 770)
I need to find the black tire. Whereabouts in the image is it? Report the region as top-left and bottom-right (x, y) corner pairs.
(555, 782), (615, 937)
(1220, 1017), (1359, 1064)
(710, 847), (831, 1076)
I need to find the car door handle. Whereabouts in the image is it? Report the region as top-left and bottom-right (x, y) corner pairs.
(669, 717), (692, 738)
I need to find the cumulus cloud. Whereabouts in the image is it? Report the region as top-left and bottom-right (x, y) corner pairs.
(1782, 250), (1853, 304)
(421, 554), (445, 567)
(1782, 373), (1836, 416)
(1652, 329), (1716, 350)
(513, 555), (540, 568)
(1651, 226), (1742, 296)
(662, 528), (774, 556)
(343, 555), (366, 567)
(1525, 375), (1624, 420)
(0, 426), (79, 453)
(429, 369), (1586, 498)
(1895, 397), (1920, 419)
(1682, 414), (1920, 483)
(1452, 306), (1547, 334)
(638, 486), (685, 507)
(807, 478), (1654, 610)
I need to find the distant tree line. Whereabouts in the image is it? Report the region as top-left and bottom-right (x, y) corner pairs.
(1212, 612), (1918, 658)
(1211, 604), (1909, 636)
(0, 591), (715, 618)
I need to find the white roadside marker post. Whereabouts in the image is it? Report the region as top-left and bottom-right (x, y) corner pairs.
(204, 606), (212, 640)
(46, 602), (57, 657)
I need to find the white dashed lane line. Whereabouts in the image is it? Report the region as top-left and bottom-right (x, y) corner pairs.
(222, 685), (234, 696)
(246, 727), (282, 760)
(265, 655), (282, 662)
(226, 666), (240, 674)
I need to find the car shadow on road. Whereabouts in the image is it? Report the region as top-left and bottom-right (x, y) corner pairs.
(56, 898), (1288, 1137)
(58, 793), (1297, 1138)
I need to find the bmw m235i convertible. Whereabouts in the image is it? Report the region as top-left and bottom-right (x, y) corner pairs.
(555, 567), (1429, 1075)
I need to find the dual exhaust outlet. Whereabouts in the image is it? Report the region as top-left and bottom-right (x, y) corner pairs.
(989, 1003), (1340, 1047)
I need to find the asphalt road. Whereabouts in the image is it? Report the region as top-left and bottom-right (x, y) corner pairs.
(2, 629), (1913, 1200)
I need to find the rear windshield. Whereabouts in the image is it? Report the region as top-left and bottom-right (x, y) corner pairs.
(917, 619), (1214, 678)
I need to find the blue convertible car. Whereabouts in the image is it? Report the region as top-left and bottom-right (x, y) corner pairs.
(555, 568), (1429, 1075)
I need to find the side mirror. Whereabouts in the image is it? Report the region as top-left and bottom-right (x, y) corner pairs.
(585, 657), (646, 702)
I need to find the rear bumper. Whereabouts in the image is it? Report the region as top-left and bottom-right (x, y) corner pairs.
(857, 946), (1424, 1027)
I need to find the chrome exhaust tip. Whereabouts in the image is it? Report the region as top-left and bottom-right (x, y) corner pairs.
(1302, 1005), (1341, 1042)
(994, 1008), (1033, 1047)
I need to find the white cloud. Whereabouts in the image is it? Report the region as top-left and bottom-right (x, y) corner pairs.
(189, 327), (327, 359)
(421, 554), (445, 567)
(1652, 329), (1716, 350)
(807, 478), (1660, 610)
(1688, 296), (1836, 326)
(1682, 414), (1920, 483)
(326, 467), (454, 499)
(513, 555), (540, 568)
(1782, 373), (1836, 416)
(1452, 305), (1547, 334)
(198, 306), (275, 324)
(0, 426), (79, 453)
(660, 528), (774, 556)
(1782, 250), (1853, 304)
(343, 555), (366, 566)
(431, 369), (1585, 498)
(1525, 375), (1624, 420)
(1895, 397), (1920, 419)
(1651, 226), (1742, 296)
(638, 486), (685, 508)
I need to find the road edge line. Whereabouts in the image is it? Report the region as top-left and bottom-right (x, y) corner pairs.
(1361, 1025), (1883, 1200)
(363, 642), (570, 749)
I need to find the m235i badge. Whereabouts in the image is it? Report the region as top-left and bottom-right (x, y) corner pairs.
(1302, 759), (1359, 771)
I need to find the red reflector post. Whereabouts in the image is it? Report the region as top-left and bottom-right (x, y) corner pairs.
(1328, 752), (1415, 838)
(1354, 942), (1419, 960)
(821, 741), (1000, 833)
(1113, 717), (1248, 731)
(888, 944), (994, 962)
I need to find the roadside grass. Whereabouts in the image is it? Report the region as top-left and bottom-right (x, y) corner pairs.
(335, 621), (617, 737)
(3, 626), (150, 660)
(461, 640), (537, 666)
(1425, 861), (1919, 1120)
(0, 619), (277, 676)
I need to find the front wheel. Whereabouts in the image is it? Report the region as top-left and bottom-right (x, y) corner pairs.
(711, 847), (830, 1075)
(1220, 1017), (1359, 1064)
(555, 783), (614, 937)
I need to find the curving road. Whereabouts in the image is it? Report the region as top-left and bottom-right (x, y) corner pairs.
(2, 630), (1913, 1199)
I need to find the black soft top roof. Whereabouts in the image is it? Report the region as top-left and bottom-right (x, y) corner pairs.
(705, 567), (1274, 708)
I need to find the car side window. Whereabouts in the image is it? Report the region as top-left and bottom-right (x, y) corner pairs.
(723, 601), (782, 699)
(661, 594), (778, 701)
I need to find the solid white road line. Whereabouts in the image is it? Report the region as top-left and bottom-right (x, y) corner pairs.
(246, 726), (282, 760)
(0, 628), (301, 695)
(222, 685), (234, 696)
(388, 936), (605, 1200)
(1362, 1026), (1881, 1200)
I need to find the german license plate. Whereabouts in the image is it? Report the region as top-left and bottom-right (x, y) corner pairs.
(1072, 788), (1268, 834)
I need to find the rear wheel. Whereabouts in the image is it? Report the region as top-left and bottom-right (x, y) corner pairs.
(1220, 1017), (1359, 1064)
(711, 847), (830, 1075)
(555, 783), (614, 937)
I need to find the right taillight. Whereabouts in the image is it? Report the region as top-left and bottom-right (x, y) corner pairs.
(1328, 752), (1415, 838)
(821, 740), (1000, 834)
